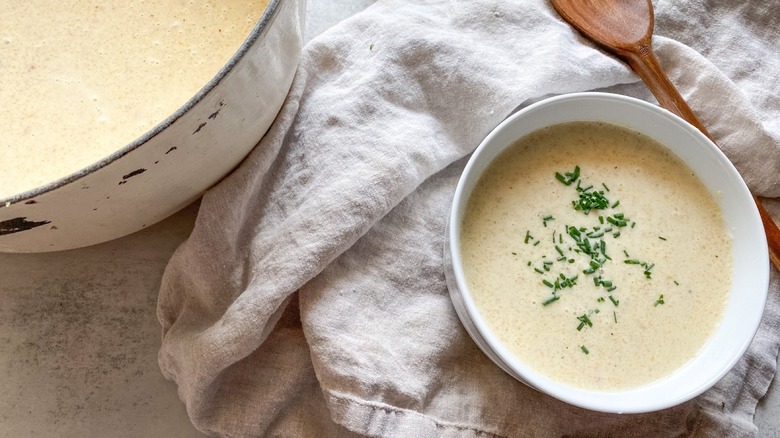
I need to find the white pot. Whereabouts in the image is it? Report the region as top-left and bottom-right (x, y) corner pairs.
(0, 0), (304, 252)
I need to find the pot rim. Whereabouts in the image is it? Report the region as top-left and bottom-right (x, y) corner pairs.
(0, 0), (284, 206)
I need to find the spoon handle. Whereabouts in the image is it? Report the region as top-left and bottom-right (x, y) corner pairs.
(623, 44), (780, 272)
(622, 46), (712, 138)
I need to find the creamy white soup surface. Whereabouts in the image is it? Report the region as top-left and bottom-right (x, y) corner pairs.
(460, 121), (732, 391)
(0, 0), (268, 198)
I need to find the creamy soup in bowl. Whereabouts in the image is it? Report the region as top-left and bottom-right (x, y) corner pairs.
(445, 92), (769, 413)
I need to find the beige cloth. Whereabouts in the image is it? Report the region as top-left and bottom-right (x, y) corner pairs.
(157, 0), (780, 436)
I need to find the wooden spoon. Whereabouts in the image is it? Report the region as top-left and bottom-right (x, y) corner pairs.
(550, 0), (780, 271)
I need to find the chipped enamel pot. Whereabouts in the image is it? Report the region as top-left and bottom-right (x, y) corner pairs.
(0, 0), (304, 252)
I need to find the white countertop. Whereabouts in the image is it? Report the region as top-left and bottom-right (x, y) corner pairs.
(1, 1), (777, 436)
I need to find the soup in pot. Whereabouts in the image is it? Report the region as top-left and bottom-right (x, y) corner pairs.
(0, 0), (269, 198)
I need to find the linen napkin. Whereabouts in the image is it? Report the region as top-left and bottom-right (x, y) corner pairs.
(157, 0), (780, 436)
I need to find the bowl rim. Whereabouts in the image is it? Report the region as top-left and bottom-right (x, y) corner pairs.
(0, 0), (284, 205)
(446, 91), (770, 413)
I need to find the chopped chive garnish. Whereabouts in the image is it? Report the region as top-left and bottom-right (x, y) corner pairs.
(559, 233), (563, 244)
(524, 230), (532, 244)
(533, 240), (540, 246)
(555, 245), (565, 256)
(574, 189), (610, 214)
(623, 250), (630, 257)
(658, 236), (667, 241)
(512, 252), (517, 255)
(534, 268), (544, 274)
(613, 311), (618, 323)
(608, 295), (619, 307)
(674, 280), (679, 286)
(602, 183), (610, 192)
(587, 229), (604, 238)
(576, 314), (593, 331)
(606, 216), (627, 227)
(631, 221), (636, 228)
(542, 279), (554, 288)
(580, 345), (590, 354)
(527, 261), (532, 266)
(654, 294), (665, 306)
(613, 231), (621, 238)
(644, 262), (654, 279)
(555, 165), (581, 186)
(597, 297), (605, 302)
(568, 258), (575, 263)
(599, 216), (604, 224)
(625, 259), (641, 265)
(611, 200), (620, 208)
(542, 295), (560, 306)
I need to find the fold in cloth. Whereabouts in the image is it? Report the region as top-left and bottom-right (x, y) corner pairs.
(157, 0), (780, 436)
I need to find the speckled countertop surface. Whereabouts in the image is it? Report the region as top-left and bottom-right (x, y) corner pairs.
(1, 1), (778, 436)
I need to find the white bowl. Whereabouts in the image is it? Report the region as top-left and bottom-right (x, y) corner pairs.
(444, 92), (769, 413)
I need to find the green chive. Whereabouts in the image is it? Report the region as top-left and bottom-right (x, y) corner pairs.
(609, 295), (619, 307)
(542, 295), (560, 306)
(576, 314), (593, 330)
(542, 279), (554, 288)
(612, 200), (620, 208)
(588, 229), (605, 238)
(602, 183), (610, 192)
(580, 345), (590, 354)
(613, 311), (618, 323)
(555, 165), (580, 186)
(658, 236), (667, 241)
